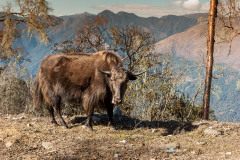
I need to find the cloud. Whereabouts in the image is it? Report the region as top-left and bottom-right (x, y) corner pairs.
(201, 2), (210, 12)
(93, 1), (210, 18)
(171, 1), (183, 7)
(183, 0), (201, 10)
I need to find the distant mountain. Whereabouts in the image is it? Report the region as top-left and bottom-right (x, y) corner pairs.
(97, 10), (205, 40)
(183, 13), (209, 20)
(155, 21), (240, 122)
(60, 12), (95, 20)
(15, 10), (207, 74)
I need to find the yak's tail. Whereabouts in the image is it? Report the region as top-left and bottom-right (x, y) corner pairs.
(33, 71), (43, 108)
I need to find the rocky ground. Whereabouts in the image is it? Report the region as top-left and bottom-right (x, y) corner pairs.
(0, 113), (240, 160)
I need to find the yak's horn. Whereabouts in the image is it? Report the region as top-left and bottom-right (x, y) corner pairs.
(130, 71), (147, 76)
(97, 67), (111, 76)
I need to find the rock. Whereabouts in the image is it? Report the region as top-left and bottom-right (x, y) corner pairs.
(119, 140), (126, 143)
(226, 152), (232, 155)
(152, 129), (158, 133)
(162, 142), (181, 150)
(196, 141), (207, 145)
(114, 153), (121, 158)
(31, 118), (38, 121)
(204, 128), (223, 136)
(42, 142), (53, 149)
(75, 136), (85, 141)
(113, 106), (122, 121)
(5, 142), (13, 148)
(27, 123), (33, 127)
(91, 115), (101, 122)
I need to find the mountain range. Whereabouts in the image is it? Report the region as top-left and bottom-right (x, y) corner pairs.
(18, 10), (207, 74)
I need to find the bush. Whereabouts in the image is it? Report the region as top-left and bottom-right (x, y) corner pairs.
(0, 62), (33, 114)
(121, 53), (204, 122)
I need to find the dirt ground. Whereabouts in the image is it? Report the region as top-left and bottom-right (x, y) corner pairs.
(0, 113), (240, 160)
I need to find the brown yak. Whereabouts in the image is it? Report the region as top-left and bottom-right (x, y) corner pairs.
(33, 51), (141, 131)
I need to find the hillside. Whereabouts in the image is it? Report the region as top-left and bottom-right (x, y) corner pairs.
(155, 21), (240, 122)
(155, 21), (240, 72)
(0, 113), (239, 159)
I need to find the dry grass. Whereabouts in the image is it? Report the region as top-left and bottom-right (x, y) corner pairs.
(0, 113), (240, 160)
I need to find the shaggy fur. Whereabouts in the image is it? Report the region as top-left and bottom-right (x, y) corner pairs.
(33, 51), (137, 130)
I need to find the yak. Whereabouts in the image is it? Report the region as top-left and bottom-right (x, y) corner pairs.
(33, 51), (141, 131)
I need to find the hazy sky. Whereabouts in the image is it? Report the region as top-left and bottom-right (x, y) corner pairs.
(0, 0), (210, 17)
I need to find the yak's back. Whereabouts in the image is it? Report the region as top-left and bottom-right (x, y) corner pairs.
(38, 51), (123, 87)
(40, 51), (123, 71)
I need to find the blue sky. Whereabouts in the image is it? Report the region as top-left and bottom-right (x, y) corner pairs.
(0, 0), (210, 17)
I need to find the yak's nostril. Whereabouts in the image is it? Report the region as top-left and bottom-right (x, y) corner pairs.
(112, 98), (122, 104)
(116, 98), (121, 102)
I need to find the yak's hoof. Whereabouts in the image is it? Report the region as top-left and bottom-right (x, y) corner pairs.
(82, 125), (93, 132)
(51, 121), (60, 127)
(108, 122), (116, 130)
(109, 125), (116, 130)
(63, 124), (69, 129)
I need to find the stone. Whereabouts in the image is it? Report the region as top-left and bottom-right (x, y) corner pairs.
(119, 140), (126, 143)
(204, 128), (223, 136)
(113, 106), (122, 121)
(91, 115), (101, 122)
(226, 152), (232, 155)
(196, 141), (207, 145)
(114, 153), (121, 158)
(5, 142), (13, 148)
(42, 142), (53, 149)
(162, 142), (181, 150)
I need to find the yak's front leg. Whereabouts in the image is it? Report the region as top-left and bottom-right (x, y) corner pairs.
(107, 104), (115, 129)
(85, 105), (94, 132)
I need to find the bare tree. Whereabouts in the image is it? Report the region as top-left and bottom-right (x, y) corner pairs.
(202, 0), (218, 120)
(218, 0), (240, 53)
(109, 25), (155, 70)
(74, 15), (109, 52)
(53, 15), (109, 54)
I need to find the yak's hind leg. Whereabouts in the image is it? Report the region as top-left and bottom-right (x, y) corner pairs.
(54, 97), (69, 128)
(46, 104), (59, 126)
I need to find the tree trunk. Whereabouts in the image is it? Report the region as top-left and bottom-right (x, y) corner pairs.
(202, 0), (218, 120)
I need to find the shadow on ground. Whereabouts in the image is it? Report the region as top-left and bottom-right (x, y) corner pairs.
(70, 114), (199, 135)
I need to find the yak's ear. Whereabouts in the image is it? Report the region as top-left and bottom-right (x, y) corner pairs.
(97, 67), (111, 77)
(127, 71), (138, 80)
